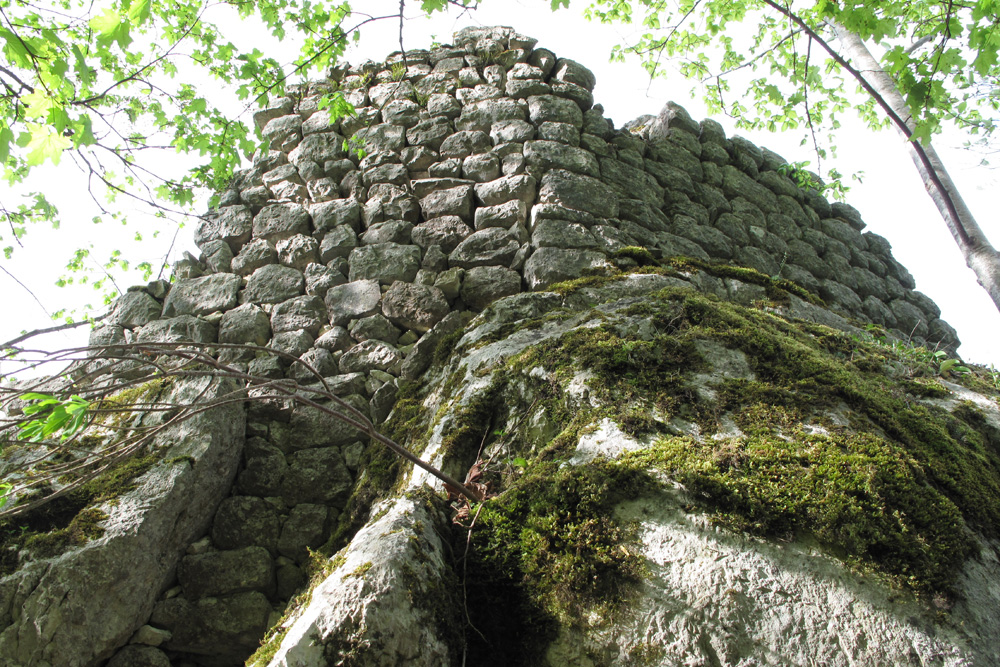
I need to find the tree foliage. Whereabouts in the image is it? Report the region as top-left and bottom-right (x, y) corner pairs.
(587, 0), (999, 162)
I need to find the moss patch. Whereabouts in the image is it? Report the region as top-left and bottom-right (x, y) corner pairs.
(462, 460), (653, 666)
(1, 452), (158, 575)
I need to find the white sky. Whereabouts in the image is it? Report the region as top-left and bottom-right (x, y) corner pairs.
(2, 0), (997, 369)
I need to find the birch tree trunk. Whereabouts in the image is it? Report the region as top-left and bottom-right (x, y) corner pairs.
(830, 22), (1000, 314)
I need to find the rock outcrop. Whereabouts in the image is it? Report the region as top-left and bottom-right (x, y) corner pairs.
(1, 24), (998, 667)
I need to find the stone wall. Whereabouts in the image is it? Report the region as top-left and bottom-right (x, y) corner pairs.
(70, 25), (962, 667)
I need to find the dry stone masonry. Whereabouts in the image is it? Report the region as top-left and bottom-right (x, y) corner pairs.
(1, 25), (979, 667)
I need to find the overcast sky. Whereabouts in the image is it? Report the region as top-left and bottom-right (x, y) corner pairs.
(2, 0), (997, 370)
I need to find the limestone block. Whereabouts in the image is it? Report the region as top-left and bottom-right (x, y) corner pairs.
(302, 109), (339, 135)
(237, 436), (288, 496)
(349, 313), (401, 345)
(550, 57), (596, 91)
(288, 347), (338, 382)
(160, 274), (239, 318)
(252, 202), (311, 242)
(537, 121), (580, 146)
(551, 81), (594, 110)
(320, 226), (358, 263)
(271, 295), (326, 335)
(448, 228), (521, 269)
(325, 279), (382, 327)
(278, 504), (330, 563)
(460, 266), (522, 311)
(262, 114), (302, 151)
(439, 130), (492, 158)
(353, 123), (406, 153)
(277, 234), (320, 270)
(647, 140), (704, 182)
(109, 291), (162, 329)
(889, 299), (930, 338)
(381, 281), (451, 333)
(339, 340), (405, 374)
(151, 592), (271, 663)
(253, 97), (294, 131)
(288, 131), (347, 165)
(427, 93), (462, 118)
(178, 546), (274, 599)
(231, 238), (277, 276)
(523, 246), (609, 290)
(531, 219), (599, 250)
(212, 496), (280, 553)
(475, 173), (537, 208)
(348, 243), (422, 284)
(381, 99), (421, 128)
(524, 140), (599, 177)
(242, 264), (305, 304)
(406, 116), (453, 150)
(538, 169), (618, 218)
(219, 303), (271, 347)
(136, 315), (217, 344)
(419, 185), (474, 222)
(195, 205), (253, 253)
(411, 216), (473, 253)
(819, 280), (864, 313)
(526, 94), (583, 128)
(475, 199), (527, 230)
(462, 153), (501, 182)
(456, 98), (527, 132)
(600, 157), (663, 205)
(363, 183), (420, 225)
(270, 330), (315, 360)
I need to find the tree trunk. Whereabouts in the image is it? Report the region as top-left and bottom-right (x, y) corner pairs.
(830, 22), (1000, 313)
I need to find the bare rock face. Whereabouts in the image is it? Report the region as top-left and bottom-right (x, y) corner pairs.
(258, 494), (457, 667)
(0, 378), (245, 667)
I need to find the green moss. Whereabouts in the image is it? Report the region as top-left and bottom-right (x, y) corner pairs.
(611, 246), (659, 267)
(545, 272), (622, 296)
(462, 460), (653, 666)
(1, 452), (158, 575)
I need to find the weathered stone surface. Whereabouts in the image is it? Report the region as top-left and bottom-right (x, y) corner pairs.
(460, 266), (522, 310)
(137, 315), (217, 344)
(475, 174), (537, 207)
(523, 246), (609, 290)
(524, 140), (599, 177)
(162, 273), (240, 318)
(252, 202), (311, 242)
(282, 448), (353, 506)
(106, 645), (171, 667)
(0, 379), (244, 667)
(287, 347), (339, 382)
(178, 546), (274, 598)
(551, 57), (596, 91)
(261, 496), (455, 667)
(151, 592), (271, 663)
(439, 130), (492, 158)
(237, 437), (287, 496)
(278, 504), (329, 563)
(457, 98), (527, 132)
(211, 496), (280, 553)
(411, 216), (473, 252)
(271, 295), (326, 335)
(270, 329), (315, 360)
(242, 264), (305, 304)
(381, 282), (451, 333)
(311, 198), (361, 234)
(276, 234), (320, 270)
(406, 116), (453, 149)
(449, 228), (521, 269)
(339, 339), (405, 374)
(110, 291), (162, 329)
(538, 169), (618, 218)
(475, 199), (527, 230)
(219, 303), (271, 346)
(419, 185), (474, 222)
(196, 206), (254, 254)
(232, 238), (277, 276)
(269, 403), (367, 453)
(350, 313), (401, 344)
(532, 219), (599, 249)
(361, 220), (414, 246)
(348, 243), (422, 284)
(325, 279), (382, 327)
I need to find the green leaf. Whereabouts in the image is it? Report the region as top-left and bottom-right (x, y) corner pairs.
(128, 0), (151, 25)
(24, 125), (72, 167)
